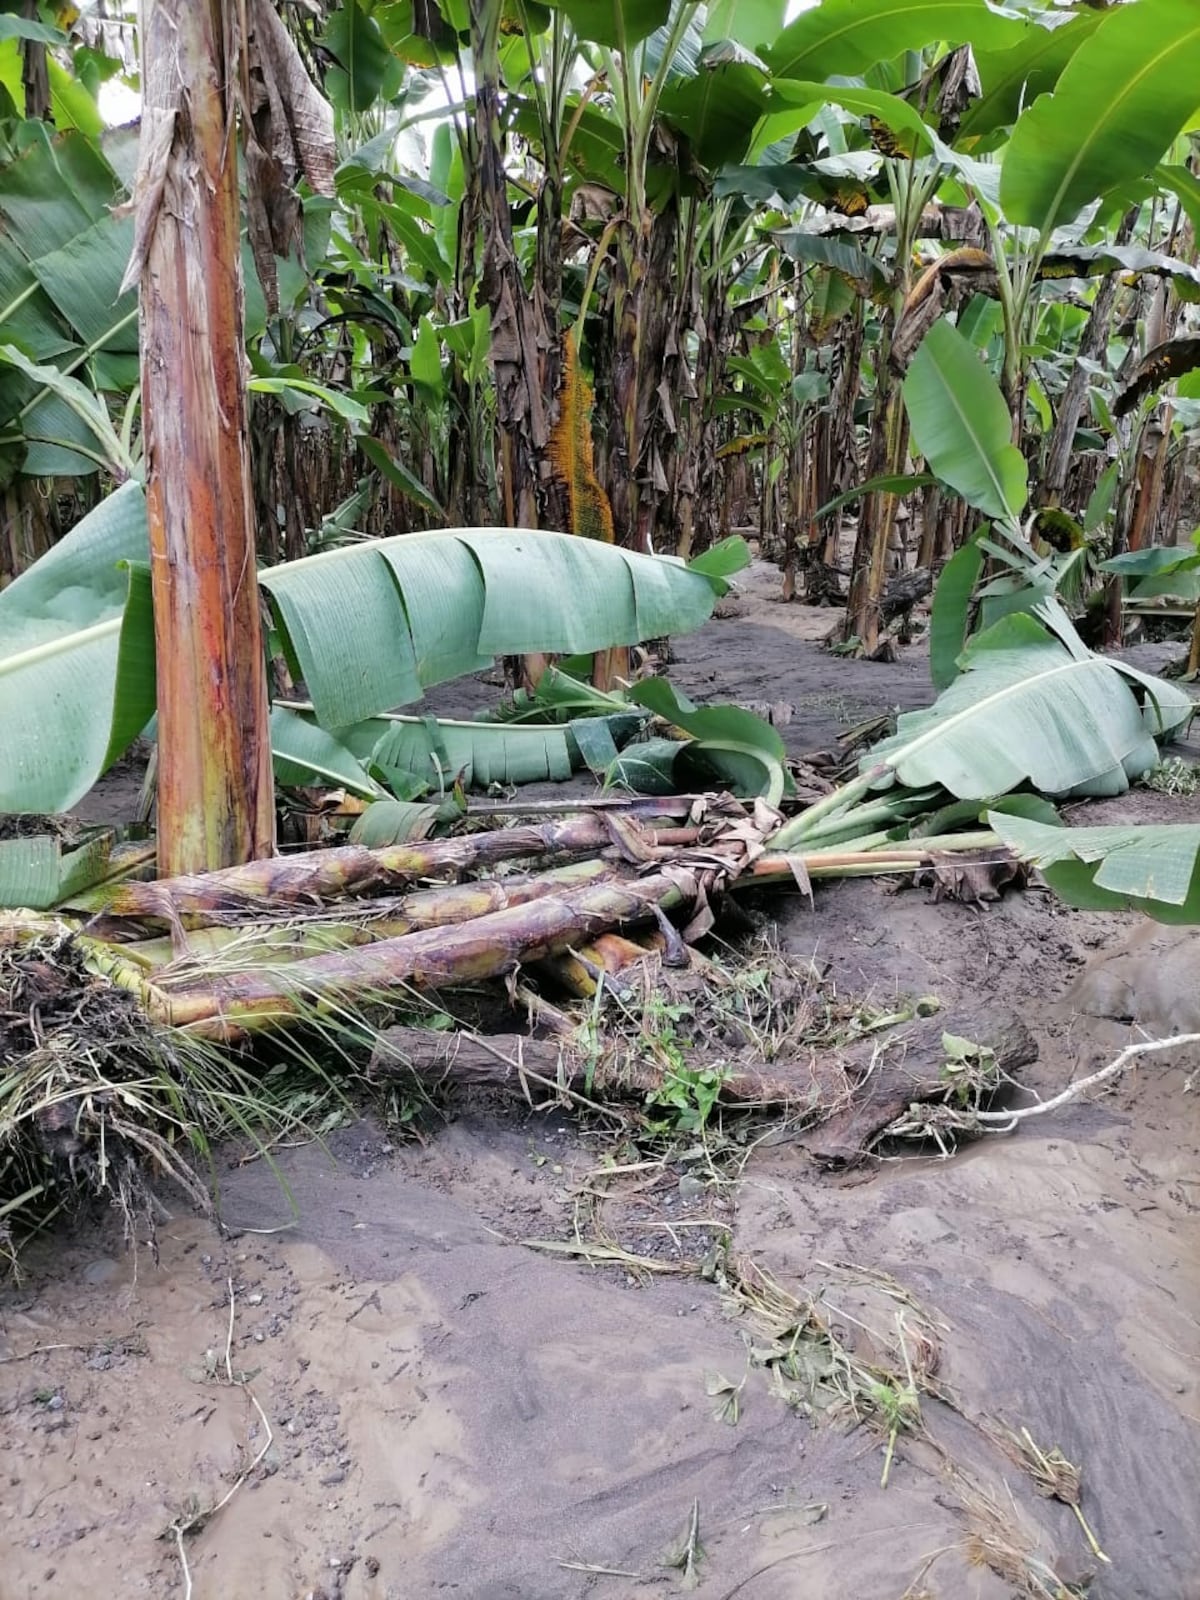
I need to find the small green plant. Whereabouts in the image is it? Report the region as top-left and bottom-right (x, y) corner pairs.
(638, 992), (718, 1132)
(868, 1373), (922, 1489)
(1144, 757), (1200, 797)
(646, 1061), (728, 1135)
(939, 1032), (999, 1109)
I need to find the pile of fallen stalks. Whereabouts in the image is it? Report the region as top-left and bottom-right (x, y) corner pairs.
(1, 792), (1035, 1253)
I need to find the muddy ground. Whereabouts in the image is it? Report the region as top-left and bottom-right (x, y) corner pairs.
(5, 566), (1200, 1600)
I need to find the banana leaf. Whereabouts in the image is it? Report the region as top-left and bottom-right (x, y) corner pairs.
(261, 528), (739, 729)
(929, 539), (984, 691)
(625, 678), (789, 804)
(605, 738), (691, 796)
(0, 829), (115, 911)
(1, 489), (742, 816)
(329, 709), (639, 793)
(766, 0), (1023, 81)
(1001, 0), (1200, 240)
(0, 482), (154, 814)
(478, 663), (638, 725)
(552, 0), (670, 50)
(958, 7), (1104, 143)
(992, 814), (1200, 924)
(0, 126), (138, 473)
(902, 318), (1027, 530)
(269, 706), (384, 798)
(864, 610), (1195, 801)
(348, 797), (461, 846)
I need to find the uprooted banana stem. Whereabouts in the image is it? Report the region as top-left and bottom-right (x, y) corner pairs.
(85, 809), (692, 928)
(106, 859), (622, 968)
(149, 870), (695, 1040)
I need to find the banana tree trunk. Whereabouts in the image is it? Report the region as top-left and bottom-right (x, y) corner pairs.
(844, 382), (909, 652)
(605, 204), (677, 554)
(154, 869), (692, 1038)
(471, 0), (546, 530)
(1044, 211), (1139, 504)
(129, 0), (274, 876)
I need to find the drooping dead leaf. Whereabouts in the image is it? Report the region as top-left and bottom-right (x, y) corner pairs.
(913, 847), (1026, 905)
(548, 329), (615, 542)
(241, 0), (336, 312)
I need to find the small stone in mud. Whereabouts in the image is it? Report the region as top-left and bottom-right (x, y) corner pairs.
(81, 1258), (120, 1286)
(320, 1468), (346, 1486)
(247, 1292), (264, 1306)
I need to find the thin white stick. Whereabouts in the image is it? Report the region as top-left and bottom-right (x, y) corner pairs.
(169, 1278), (275, 1597)
(976, 1032), (1200, 1127)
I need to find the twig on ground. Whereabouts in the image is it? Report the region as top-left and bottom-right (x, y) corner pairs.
(1014, 1425), (1109, 1566)
(0, 1342), (78, 1364)
(975, 1032), (1200, 1128)
(166, 1277), (275, 1599)
(556, 1559), (643, 1578)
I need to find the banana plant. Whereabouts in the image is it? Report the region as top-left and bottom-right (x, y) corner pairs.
(0, 482), (749, 822)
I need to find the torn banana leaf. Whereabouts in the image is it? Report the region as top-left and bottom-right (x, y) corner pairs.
(269, 706), (384, 798)
(332, 711), (639, 792)
(261, 527), (744, 729)
(0, 487), (745, 816)
(0, 830), (115, 911)
(864, 611), (1194, 800)
(625, 678), (790, 805)
(992, 814), (1200, 924)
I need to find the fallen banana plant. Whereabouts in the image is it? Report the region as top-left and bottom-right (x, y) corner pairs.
(0, 486), (748, 822)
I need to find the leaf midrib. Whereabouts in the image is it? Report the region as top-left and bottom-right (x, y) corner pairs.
(890, 652), (1124, 771)
(1036, 21), (1200, 238)
(926, 350), (1020, 525)
(0, 614), (121, 675)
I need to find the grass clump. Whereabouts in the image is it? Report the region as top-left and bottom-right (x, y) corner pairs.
(0, 923), (358, 1267)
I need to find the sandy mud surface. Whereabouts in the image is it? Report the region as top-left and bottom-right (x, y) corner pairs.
(6, 567), (1200, 1600)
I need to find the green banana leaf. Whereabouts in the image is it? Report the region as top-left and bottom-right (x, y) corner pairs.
(864, 610), (1195, 801)
(702, 0), (785, 50)
(902, 318), (1027, 531)
(958, 7), (1104, 143)
(606, 738), (692, 796)
(349, 797), (464, 847)
(0, 343), (134, 476)
(477, 662), (641, 725)
(0, 482), (154, 814)
(769, 81), (935, 155)
(261, 528), (739, 729)
(772, 229), (890, 292)
(269, 706), (384, 798)
(765, 0), (1023, 81)
(1001, 0), (1200, 240)
(1, 488), (742, 816)
(659, 59), (772, 170)
(335, 711), (591, 792)
(929, 539), (984, 691)
(992, 814), (1200, 924)
(0, 829), (116, 911)
(0, 125), (138, 474)
(552, 0), (670, 50)
(626, 677), (789, 805)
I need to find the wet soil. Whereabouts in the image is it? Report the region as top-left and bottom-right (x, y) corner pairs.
(4, 565), (1200, 1600)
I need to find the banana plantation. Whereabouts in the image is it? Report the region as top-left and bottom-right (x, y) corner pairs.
(2, 1), (1200, 1596)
